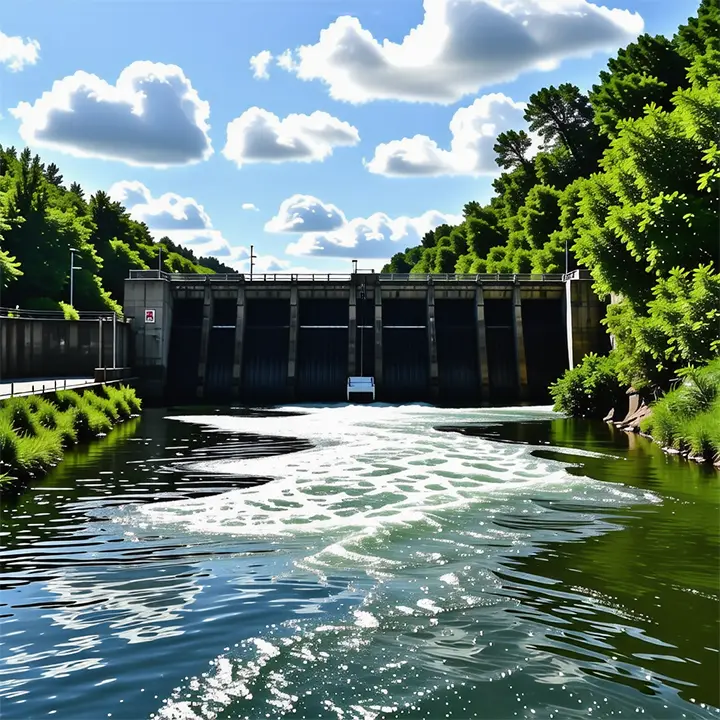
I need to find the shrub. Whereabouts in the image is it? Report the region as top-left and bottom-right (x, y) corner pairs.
(54, 390), (83, 412)
(14, 428), (63, 473)
(549, 352), (627, 418)
(73, 403), (113, 437)
(104, 386), (132, 418)
(120, 385), (142, 414)
(84, 392), (120, 422)
(34, 398), (60, 430)
(55, 409), (78, 446)
(685, 408), (720, 458)
(0, 385), (143, 489)
(59, 302), (80, 321)
(1, 398), (39, 436)
(642, 359), (720, 459)
(0, 415), (19, 467)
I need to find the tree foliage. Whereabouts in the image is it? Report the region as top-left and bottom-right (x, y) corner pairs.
(493, 130), (534, 171)
(0, 146), (234, 313)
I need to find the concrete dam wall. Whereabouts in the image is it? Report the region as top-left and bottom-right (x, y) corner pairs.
(124, 271), (608, 406)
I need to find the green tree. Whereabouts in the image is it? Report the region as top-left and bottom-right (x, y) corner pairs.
(493, 129), (534, 172)
(434, 246), (457, 273)
(590, 34), (690, 137)
(0, 143), (225, 312)
(524, 83), (601, 169)
(517, 185), (562, 250)
(675, 0), (720, 61)
(385, 251), (412, 273)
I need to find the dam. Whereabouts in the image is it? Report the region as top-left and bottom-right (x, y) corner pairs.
(124, 270), (607, 405)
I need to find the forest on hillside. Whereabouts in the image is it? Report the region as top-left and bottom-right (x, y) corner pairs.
(0, 147), (234, 315)
(385, 0), (720, 397)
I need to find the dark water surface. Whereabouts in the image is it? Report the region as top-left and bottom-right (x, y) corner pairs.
(0, 405), (718, 720)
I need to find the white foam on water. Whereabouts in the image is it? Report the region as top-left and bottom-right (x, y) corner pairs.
(118, 404), (635, 560)
(134, 404), (680, 720)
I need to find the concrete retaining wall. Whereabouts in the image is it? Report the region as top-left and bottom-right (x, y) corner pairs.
(0, 317), (132, 381)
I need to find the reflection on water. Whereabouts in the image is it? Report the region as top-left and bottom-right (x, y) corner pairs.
(0, 406), (717, 720)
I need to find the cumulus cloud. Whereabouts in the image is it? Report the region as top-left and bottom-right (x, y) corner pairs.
(0, 29), (40, 71)
(222, 108), (359, 167)
(265, 194), (346, 233)
(271, 196), (462, 259)
(241, 203), (259, 211)
(367, 92), (541, 177)
(10, 61), (212, 166)
(249, 50), (273, 79)
(109, 180), (238, 259)
(264, 0), (643, 104)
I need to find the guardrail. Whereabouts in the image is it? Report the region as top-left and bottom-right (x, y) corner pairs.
(128, 270), (573, 283)
(0, 307), (129, 322)
(0, 377), (134, 400)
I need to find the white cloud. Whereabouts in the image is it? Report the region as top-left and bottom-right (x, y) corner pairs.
(265, 194), (346, 233)
(11, 61), (212, 166)
(241, 203), (259, 211)
(110, 180), (212, 229)
(0, 29), (40, 72)
(272, 196), (462, 259)
(109, 180), (238, 260)
(249, 50), (273, 79)
(222, 108), (359, 167)
(367, 92), (541, 177)
(267, 0), (643, 104)
(233, 255), (290, 274)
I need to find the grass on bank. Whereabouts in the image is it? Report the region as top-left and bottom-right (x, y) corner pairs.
(0, 384), (141, 483)
(550, 354), (720, 464)
(640, 360), (720, 462)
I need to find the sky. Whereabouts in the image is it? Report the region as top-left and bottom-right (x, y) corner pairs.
(0, 0), (700, 275)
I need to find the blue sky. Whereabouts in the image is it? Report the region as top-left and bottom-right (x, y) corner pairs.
(0, 0), (699, 273)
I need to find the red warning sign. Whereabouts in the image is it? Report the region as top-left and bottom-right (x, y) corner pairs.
(145, 309), (156, 323)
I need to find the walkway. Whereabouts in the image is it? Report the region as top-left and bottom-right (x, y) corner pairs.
(0, 377), (95, 399)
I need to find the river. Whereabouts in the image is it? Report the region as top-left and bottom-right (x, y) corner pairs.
(1, 405), (718, 720)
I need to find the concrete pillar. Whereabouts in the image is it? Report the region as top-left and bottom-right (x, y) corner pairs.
(196, 281), (213, 399)
(513, 284), (529, 402)
(566, 275), (607, 369)
(427, 283), (439, 402)
(123, 276), (174, 400)
(475, 284), (490, 403)
(232, 281), (246, 399)
(287, 284), (299, 400)
(348, 284), (357, 377)
(374, 281), (383, 390)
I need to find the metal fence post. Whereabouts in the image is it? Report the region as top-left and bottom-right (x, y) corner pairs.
(112, 312), (117, 370)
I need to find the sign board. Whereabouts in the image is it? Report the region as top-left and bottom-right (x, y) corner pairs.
(145, 309), (156, 324)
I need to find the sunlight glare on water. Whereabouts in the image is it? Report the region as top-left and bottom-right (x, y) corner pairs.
(99, 405), (717, 720)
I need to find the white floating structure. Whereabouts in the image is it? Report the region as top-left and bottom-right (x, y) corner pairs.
(347, 376), (375, 403)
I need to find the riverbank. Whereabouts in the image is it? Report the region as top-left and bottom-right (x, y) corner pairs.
(610, 362), (720, 469)
(0, 384), (142, 493)
(551, 355), (720, 469)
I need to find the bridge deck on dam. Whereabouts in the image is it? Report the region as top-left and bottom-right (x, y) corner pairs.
(124, 270), (608, 405)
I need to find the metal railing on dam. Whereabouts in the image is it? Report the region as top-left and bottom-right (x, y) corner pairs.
(124, 268), (606, 405)
(128, 270), (570, 283)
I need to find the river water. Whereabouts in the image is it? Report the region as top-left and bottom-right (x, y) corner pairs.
(1, 405), (718, 720)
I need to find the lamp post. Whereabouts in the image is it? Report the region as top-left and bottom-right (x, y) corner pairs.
(249, 244), (257, 280)
(0, 264), (3, 383)
(69, 248), (81, 308)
